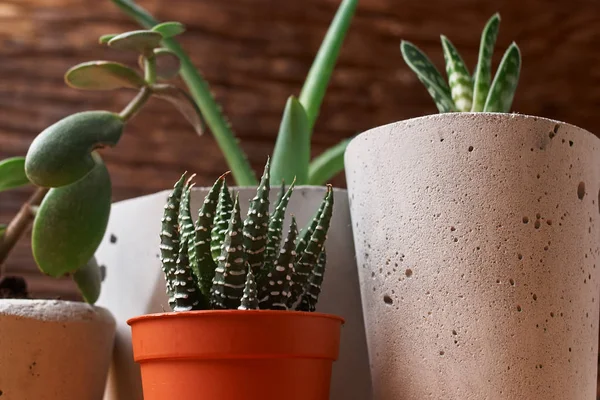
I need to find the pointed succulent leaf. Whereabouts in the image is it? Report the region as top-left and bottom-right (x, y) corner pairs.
(243, 159), (270, 275)
(211, 180), (233, 261)
(0, 157), (29, 192)
(107, 30), (162, 54)
(440, 36), (473, 112)
(152, 21), (186, 38)
(400, 41), (456, 113)
(297, 248), (326, 312)
(172, 232), (206, 311)
(471, 13), (501, 112)
(270, 96), (310, 185)
(99, 34), (118, 44)
(260, 217), (297, 310)
(296, 188), (328, 255)
(307, 138), (351, 185)
(238, 269), (259, 310)
(178, 183), (195, 270)
(274, 180), (286, 209)
(73, 256), (102, 304)
(484, 43), (521, 113)
(32, 156), (111, 277)
(65, 61), (145, 91)
(25, 111), (124, 188)
(151, 84), (204, 135)
(211, 195), (247, 309)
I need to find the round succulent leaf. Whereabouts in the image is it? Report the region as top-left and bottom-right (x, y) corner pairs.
(107, 30), (163, 54)
(32, 157), (111, 277)
(65, 61), (145, 91)
(151, 21), (185, 38)
(151, 84), (204, 135)
(0, 157), (30, 192)
(25, 111), (124, 188)
(99, 34), (118, 44)
(154, 48), (181, 80)
(72, 256), (102, 304)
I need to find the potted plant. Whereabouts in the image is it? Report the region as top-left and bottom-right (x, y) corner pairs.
(344, 14), (599, 399)
(92, 2), (371, 400)
(128, 160), (342, 400)
(0, 23), (205, 400)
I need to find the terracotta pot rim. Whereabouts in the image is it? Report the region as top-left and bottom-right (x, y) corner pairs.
(128, 309), (344, 326)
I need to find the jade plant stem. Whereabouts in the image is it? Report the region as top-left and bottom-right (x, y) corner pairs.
(144, 55), (157, 84)
(119, 86), (152, 121)
(0, 187), (48, 275)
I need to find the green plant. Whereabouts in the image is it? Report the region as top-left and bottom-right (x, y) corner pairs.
(400, 13), (521, 113)
(111, 0), (358, 186)
(160, 159), (333, 312)
(3, 25), (202, 303)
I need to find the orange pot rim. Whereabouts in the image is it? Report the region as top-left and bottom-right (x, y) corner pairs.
(127, 309), (345, 326)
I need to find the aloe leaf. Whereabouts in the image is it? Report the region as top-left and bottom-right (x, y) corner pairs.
(152, 21), (185, 38)
(400, 41), (456, 113)
(32, 156), (111, 277)
(178, 183), (195, 271)
(271, 96), (310, 185)
(65, 61), (145, 91)
(151, 84), (204, 135)
(238, 269), (259, 310)
(260, 217), (298, 310)
(299, 0), (358, 132)
(211, 194), (247, 309)
(440, 36), (473, 112)
(307, 138), (351, 185)
(0, 157), (29, 192)
(172, 228), (206, 311)
(72, 256), (102, 304)
(99, 34), (118, 44)
(297, 247), (326, 312)
(484, 43), (521, 113)
(211, 181), (233, 260)
(471, 13), (501, 112)
(296, 189), (328, 255)
(243, 159), (270, 275)
(25, 111), (124, 188)
(108, 30), (162, 54)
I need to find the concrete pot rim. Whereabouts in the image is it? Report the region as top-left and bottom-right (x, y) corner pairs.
(348, 112), (598, 154)
(0, 298), (115, 324)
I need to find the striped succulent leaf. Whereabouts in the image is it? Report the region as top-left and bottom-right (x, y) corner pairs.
(211, 194), (247, 309)
(288, 186), (334, 307)
(440, 35), (473, 112)
(260, 217), (298, 310)
(471, 13), (501, 112)
(178, 181), (194, 264)
(296, 187), (328, 255)
(238, 269), (259, 310)
(160, 173), (186, 308)
(243, 158), (270, 275)
(297, 248), (326, 312)
(400, 41), (456, 113)
(483, 42), (521, 112)
(171, 232), (206, 311)
(210, 180), (233, 261)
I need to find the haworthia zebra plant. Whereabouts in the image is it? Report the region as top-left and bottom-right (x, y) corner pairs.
(160, 159), (334, 312)
(401, 13), (521, 113)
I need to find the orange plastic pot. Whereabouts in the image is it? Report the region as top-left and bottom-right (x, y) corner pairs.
(128, 310), (344, 400)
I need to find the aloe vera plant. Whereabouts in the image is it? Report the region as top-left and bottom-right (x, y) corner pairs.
(401, 13), (521, 113)
(111, 0), (358, 186)
(160, 159), (334, 311)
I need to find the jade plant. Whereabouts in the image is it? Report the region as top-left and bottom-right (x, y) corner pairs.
(161, 159), (333, 311)
(111, 0), (358, 187)
(400, 13), (521, 113)
(2, 24), (203, 302)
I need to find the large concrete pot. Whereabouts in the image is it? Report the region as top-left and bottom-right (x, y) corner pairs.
(345, 113), (600, 399)
(95, 186), (371, 400)
(0, 299), (116, 400)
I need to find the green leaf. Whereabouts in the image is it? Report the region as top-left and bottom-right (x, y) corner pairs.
(0, 224), (7, 237)
(32, 156), (111, 277)
(25, 111), (124, 188)
(153, 48), (181, 80)
(151, 84), (204, 135)
(270, 96), (310, 185)
(65, 61), (145, 91)
(99, 34), (118, 44)
(471, 13), (501, 112)
(400, 41), (456, 113)
(297, 247), (326, 312)
(73, 257), (102, 304)
(107, 30), (162, 54)
(211, 181), (233, 260)
(298, 0), (357, 132)
(308, 138), (351, 185)
(238, 269), (259, 310)
(152, 21), (185, 38)
(440, 36), (473, 112)
(0, 157), (30, 192)
(243, 159), (270, 275)
(484, 42), (521, 113)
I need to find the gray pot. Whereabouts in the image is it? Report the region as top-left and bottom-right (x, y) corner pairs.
(345, 113), (600, 399)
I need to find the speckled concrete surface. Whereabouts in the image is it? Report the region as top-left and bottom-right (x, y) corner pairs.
(345, 113), (600, 399)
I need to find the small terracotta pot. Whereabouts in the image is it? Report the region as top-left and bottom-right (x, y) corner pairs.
(128, 310), (344, 400)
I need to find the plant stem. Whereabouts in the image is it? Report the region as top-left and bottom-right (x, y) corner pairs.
(144, 55), (157, 84)
(111, 0), (257, 186)
(0, 187), (49, 276)
(119, 86), (151, 121)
